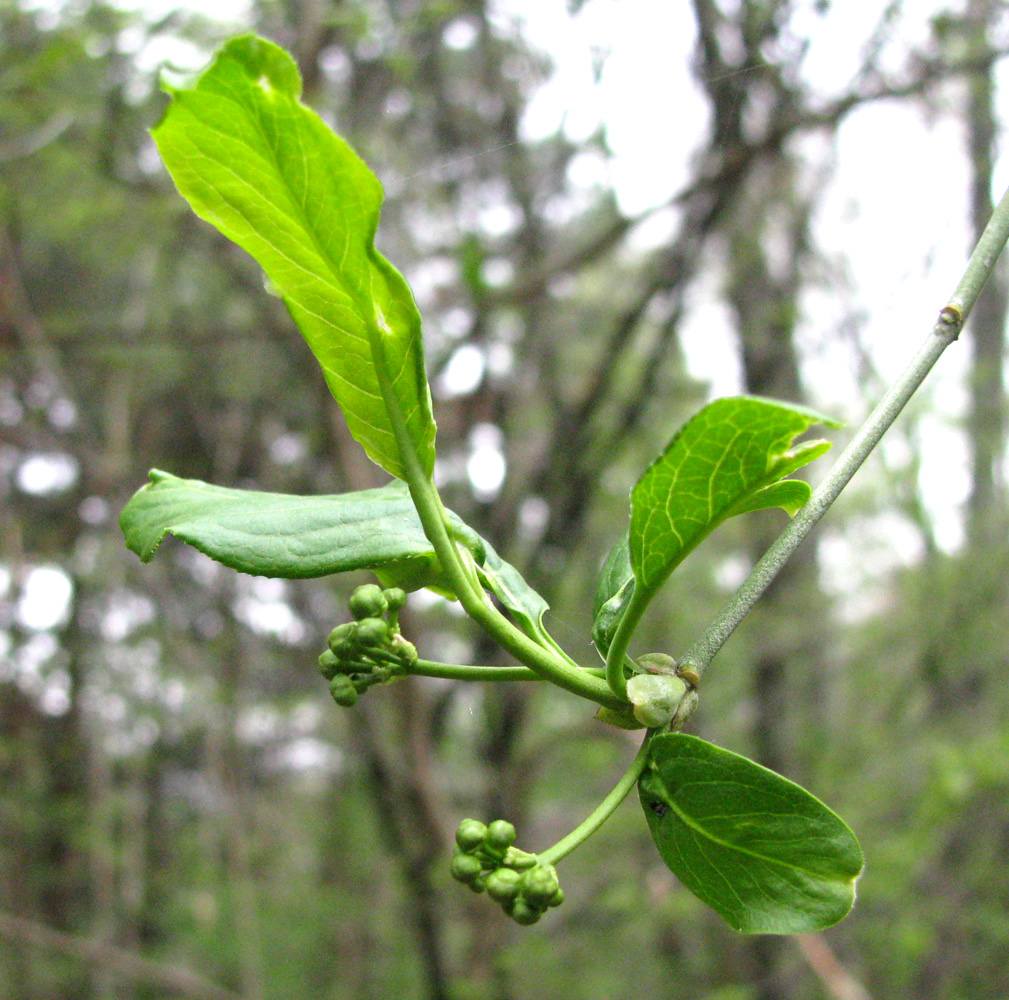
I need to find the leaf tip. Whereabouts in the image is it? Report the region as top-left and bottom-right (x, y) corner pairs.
(218, 33), (304, 101)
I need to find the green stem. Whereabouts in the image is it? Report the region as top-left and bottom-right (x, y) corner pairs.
(369, 328), (623, 709)
(538, 733), (653, 866)
(678, 182), (1009, 680)
(603, 586), (651, 701)
(411, 659), (607, 683)
(411, 660), (542, 682)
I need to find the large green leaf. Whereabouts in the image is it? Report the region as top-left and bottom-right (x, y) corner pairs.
(593, 397), (838, 652)
(630, 396), (837, 597)
(639, 734), (863, 934)
(121, 470), (570, 649)
(151, 34), (435, 480)
(120, 470), (481, 591)
(629, 397), (835, 597)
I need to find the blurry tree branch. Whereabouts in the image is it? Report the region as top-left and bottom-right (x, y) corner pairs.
(795, 934), (875, 1000)
(0, 910), (247, 1000)
(0, 111), (72, 162)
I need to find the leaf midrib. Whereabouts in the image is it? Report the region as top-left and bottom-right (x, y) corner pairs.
(653, 772), (849, 883)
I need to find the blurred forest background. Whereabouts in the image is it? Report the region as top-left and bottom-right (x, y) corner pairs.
(2, 0), (1009, 997)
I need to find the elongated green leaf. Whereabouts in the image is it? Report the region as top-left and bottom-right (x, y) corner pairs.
(477, 541), (550, 643)
(630, 396), (838, 597)
(639, 734), (863, 934)
(151, 35), (435, 480)
(591, 533), (634, 654)
(119, 470), (481, 591)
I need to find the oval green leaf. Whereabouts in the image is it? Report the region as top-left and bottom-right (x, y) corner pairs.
(639, 733), (863, 934)
(151, 35), (435, 480)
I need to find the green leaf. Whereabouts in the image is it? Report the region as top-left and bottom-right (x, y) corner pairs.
(591, 534), (634, 654)
(592, 399), (835, 660)
(477, 542), (551, 643)
(151, 34), (435, 480)
(119, 470), (481, 591)
(630, 396), (838, 598)
(639, 733), (863, 934)
(725, 479), (811, 519)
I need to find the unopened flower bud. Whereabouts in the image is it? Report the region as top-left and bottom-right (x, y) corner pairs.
(354, 617), (390, 647)
(329, 674), (358, 707)
(455, 819), (488, 853)
(318, 649), (341, 680)
(521, 864), (560, 908)
(349, 584), (388, 620)
(485, 867), (522, 903)
(450, 851), (484, 883)
(485, 819), (517, 853)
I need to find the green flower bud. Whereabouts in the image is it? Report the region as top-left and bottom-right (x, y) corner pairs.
(327, 622), (357, 653)
(548, 886), (565, 908)
(329, 674), (359, 707)
(485, 819), (517, 853)
(349, 584), (388, 620)
(521, 864), (560, 908)
(354, 617), (390, 648)
(485, 867), (522, 903)
(509, 899), (542, 925)
(455, 818), (488, 853)
(450, 851), (484, 883)
(318, 649), (341, 680)
(383, 587), (407, 612)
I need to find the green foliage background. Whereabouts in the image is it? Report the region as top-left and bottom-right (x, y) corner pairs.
(2, 1), (1008, 998)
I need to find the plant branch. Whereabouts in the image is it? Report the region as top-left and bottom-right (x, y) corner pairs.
(678, 182), (1009, 679)
(368, 327), (624, 709)
(538, 733), (653, 866)
(794, 933), (876, 1000)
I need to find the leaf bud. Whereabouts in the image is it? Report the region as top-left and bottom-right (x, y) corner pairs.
(485, 819), (517, 853)
(455, 819), (488, 853)
(485, 867), (522, 903)
(670, 688), (699, 730)
(450, 851), (484, 883)
(329, 674), (359, 707)
(635, 652), (678, 674)
(349, 584), (388, 620)
(627, 673), (688, 729)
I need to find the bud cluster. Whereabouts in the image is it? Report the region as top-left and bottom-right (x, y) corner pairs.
(319, 584), (416, 706)
(450, 818), (564, 925)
